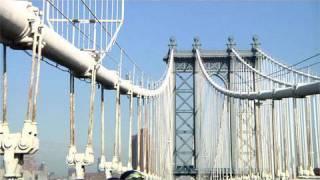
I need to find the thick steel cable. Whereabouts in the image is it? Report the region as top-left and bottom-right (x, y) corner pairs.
(234, 51), (320, 85)
(283, 98), (290, 176)
(317, 95), (320, 167)
(294, 98), (303, 173)
(24, 50), (94, 85)
(215, 95), (228, 179)
(231, 48), (292, 87)
(196, 49), (320, 100)
(46, 0), (153, 81)
(2, 45), (7, 124)
(70, 74), (75, 146)
(136, 95), (142, 170)
(26, 29), (40, 121)
(148, 96), (153, 175)
(142, 69), (174, 179)
(31, 28), (44, 122)
(197, 47), (318, 178)
(153, 96), (157, 176)
(113, 83), (121, 164)
(143, 97), (148, 172)
(258, 48), (320, 80)
(2, 1), (175, 98)
(100, 87), (105, 157)
(87, 68), (96, 147)
(196, 69), (229, 179)
(118, 86), (122, 166)
(305, 97), (313, 173)
(127, 91), (133, 169)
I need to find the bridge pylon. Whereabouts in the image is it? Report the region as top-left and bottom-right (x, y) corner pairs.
(165, 37), (263, 179)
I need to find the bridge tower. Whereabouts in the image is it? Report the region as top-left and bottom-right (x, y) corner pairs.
(165, 37), (261, 179)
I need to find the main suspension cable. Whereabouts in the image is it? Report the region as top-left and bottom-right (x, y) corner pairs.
(258, 48), (320, 80)
(196, 49), (320, 100)
(231, 48), (292, 87)
(233, 50), (320, 85)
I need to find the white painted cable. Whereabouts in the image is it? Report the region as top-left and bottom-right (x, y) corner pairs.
(257, 48), (320, 80)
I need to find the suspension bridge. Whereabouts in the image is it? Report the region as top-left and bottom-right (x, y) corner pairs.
(0, 0), (320, 179)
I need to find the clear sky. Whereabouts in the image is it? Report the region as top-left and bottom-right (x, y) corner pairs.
(1, 0), (320, 176)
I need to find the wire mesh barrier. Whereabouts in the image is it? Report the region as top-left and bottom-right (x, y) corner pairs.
(45, 0), (124, 55)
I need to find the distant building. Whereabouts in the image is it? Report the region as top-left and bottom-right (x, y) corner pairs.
(132, 134), (138, 169)
(48, 172), (68, 180)
(67, 168), (106, 180)
(85, 172), (105, 180)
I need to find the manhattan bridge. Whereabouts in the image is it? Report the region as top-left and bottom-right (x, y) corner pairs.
(0, 0), (320, 180)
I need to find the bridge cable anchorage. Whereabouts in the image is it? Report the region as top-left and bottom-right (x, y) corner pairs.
(0, 20), (44, 179)
(257, 48), (320, 80)
(66, 66), (97, 180)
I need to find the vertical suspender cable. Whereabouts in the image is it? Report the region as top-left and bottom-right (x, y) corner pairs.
(143, 97), (148, 172)
(271, 99), (277, 179)
(293, 97), (302, 175)
(31, 28), (43, 122)
(137, 95), (142, 170)
(149, 95), (153, 175)
(113, 83), (120, 163)
(87, 68), (96, 147)
(26, 28), (40, 121)
(147, 96), (151, 174)
(306, 96), (313, 173)
(284, 98), (289, 176)
(143, 97), (149, 173)
(2, 45), (7, 124)
(118, 51), (123, 164)
(100, 87), (105, 157)
(127, 91), (133, 169)
(318, 95), (320, 167)
(70, 74), (75, 147)
(118, 85), (122, 164)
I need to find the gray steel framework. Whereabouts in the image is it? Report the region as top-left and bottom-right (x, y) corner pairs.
(174, 57), (197, 176)
(165, 41), (260, 178)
